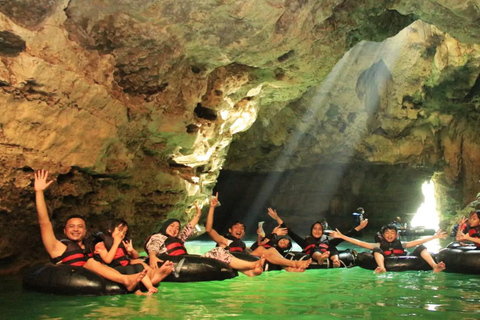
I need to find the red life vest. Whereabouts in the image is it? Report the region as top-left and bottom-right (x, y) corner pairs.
(303, 236), (329, 255)
(224, 235), (246, 252)
(94, 233), (130, 267)
(165, 237), (188, 256)
(51, 239), (92, 266)
(468, 227), (480, 247)
(379, 238), (405, 256)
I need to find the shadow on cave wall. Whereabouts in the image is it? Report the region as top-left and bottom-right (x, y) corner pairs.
(211, 163), (433, 238)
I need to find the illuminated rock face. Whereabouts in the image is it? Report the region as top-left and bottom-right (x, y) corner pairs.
(0, 0), (480, 272)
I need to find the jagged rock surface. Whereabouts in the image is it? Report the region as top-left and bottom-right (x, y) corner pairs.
(0, 0), (480, 272)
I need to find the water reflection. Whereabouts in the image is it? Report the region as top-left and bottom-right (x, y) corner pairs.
(3, 241), (480, 319)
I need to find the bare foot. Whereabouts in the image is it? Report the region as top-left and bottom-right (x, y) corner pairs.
(135, 289), (150, 296)
(126, 269), (147, 291)
(294, 258), (311, 269)
(433, 261), (446, 273)
(284, 267), (305, 272)
(332, 259), (341, 268)
(374, 266), (387, 274)
(316, 252), (330, 265)
(148, 287), (158, 294)
(255, 256), (266, 269)
(152, 261), (174, 284)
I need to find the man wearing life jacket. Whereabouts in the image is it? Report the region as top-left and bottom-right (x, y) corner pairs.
(145, 201), (265, 277)
(330, 224), (448, 274)
(456, 211), (480, 248)
(224, 229), (247, 252)
(205, 193), (311, 271)
(34, 169), (147, 292)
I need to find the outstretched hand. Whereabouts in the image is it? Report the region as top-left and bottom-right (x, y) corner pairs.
(329, 228), (344, 239)
(272, 226), (288, 236)
(123, 239), (134, 252)
(435, 229), (448, 240)
(34, 169), (54, 192)
(267, 208), (279, 220)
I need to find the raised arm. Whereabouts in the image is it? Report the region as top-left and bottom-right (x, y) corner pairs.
(329, 219), (369, 246)
(329, 229), (376, 250)
(354, 219), (369, 232)
(94, 232), (124, 264)
(267, 208), (284, 225)
(34, 170), (66, 258)
(204, 192), (229, 247)
(404, 230), (447, 248)
(187, 203), (202, 228)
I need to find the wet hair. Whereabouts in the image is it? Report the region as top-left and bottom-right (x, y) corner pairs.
(380, 224), (398, 235)
(469, 210), (480, 219)
(159, 219), (181, 236)
(108, 219), (130, 238)
(229, 220), (245, 230)
(64, 214), (86, 227)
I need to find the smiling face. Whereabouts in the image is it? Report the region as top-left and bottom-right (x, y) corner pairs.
(469, 212), (480, 228)
(382, 228), (398, 242)
(311, 223), (323, 238)
(277, 238), (291, 250)
(229, 223), (245, 239)
(64, 217), (87, 243)
(165, 221), (180, 237)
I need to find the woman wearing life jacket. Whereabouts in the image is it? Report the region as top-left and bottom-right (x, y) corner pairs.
(330, 224), (447, 273)
(456, 211), (480, 248)
(250, 225), (292, 256)
(94, 219), (173, 294)
(268, 208), (367, 267)
(145, 202), (265, 277)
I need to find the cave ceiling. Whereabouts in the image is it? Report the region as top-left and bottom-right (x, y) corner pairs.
(1, 0), (480, 271)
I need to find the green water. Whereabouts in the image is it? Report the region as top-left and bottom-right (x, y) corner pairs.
(2, 239), (480, 320)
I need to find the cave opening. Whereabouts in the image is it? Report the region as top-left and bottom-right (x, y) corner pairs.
(409, 180), (439, 231)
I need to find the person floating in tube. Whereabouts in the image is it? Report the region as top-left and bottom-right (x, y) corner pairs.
(330, 224), (447, 273)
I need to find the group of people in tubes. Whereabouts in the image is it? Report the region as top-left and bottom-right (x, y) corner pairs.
(33, 169), (480, 295)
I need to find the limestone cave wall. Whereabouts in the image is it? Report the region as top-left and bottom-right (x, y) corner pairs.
(1, 0), (480, 273)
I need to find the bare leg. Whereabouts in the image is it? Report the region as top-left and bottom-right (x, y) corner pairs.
(420, 249), (446, 273)
(230, 256), (265, 276)
(312, 251), (330, 265)
(150, 261), (174, 284)
(84, 259), (146, 292)
(251, 247), (311, 270)
(330, 254), (341, 268)
(373, 252), (386, 273)
(140, 274), (157, 294)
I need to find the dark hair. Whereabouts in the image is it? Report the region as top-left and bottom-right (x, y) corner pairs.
(310, 221), (324, 237)
(64, 214), (86, 227)
(469, 210), (480, 219)
(159, 219), (181, 236)
(380, 224), (398, 234)
(108, 219), (130, 238)
(229, 220), (245, 229)
(277, 236), (292, 251)
(356, 207), (365, 214)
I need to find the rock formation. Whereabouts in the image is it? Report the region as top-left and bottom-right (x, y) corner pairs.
(1, 0), (480, 272)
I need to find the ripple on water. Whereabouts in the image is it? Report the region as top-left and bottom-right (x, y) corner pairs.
(2, 241), (480, 319)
